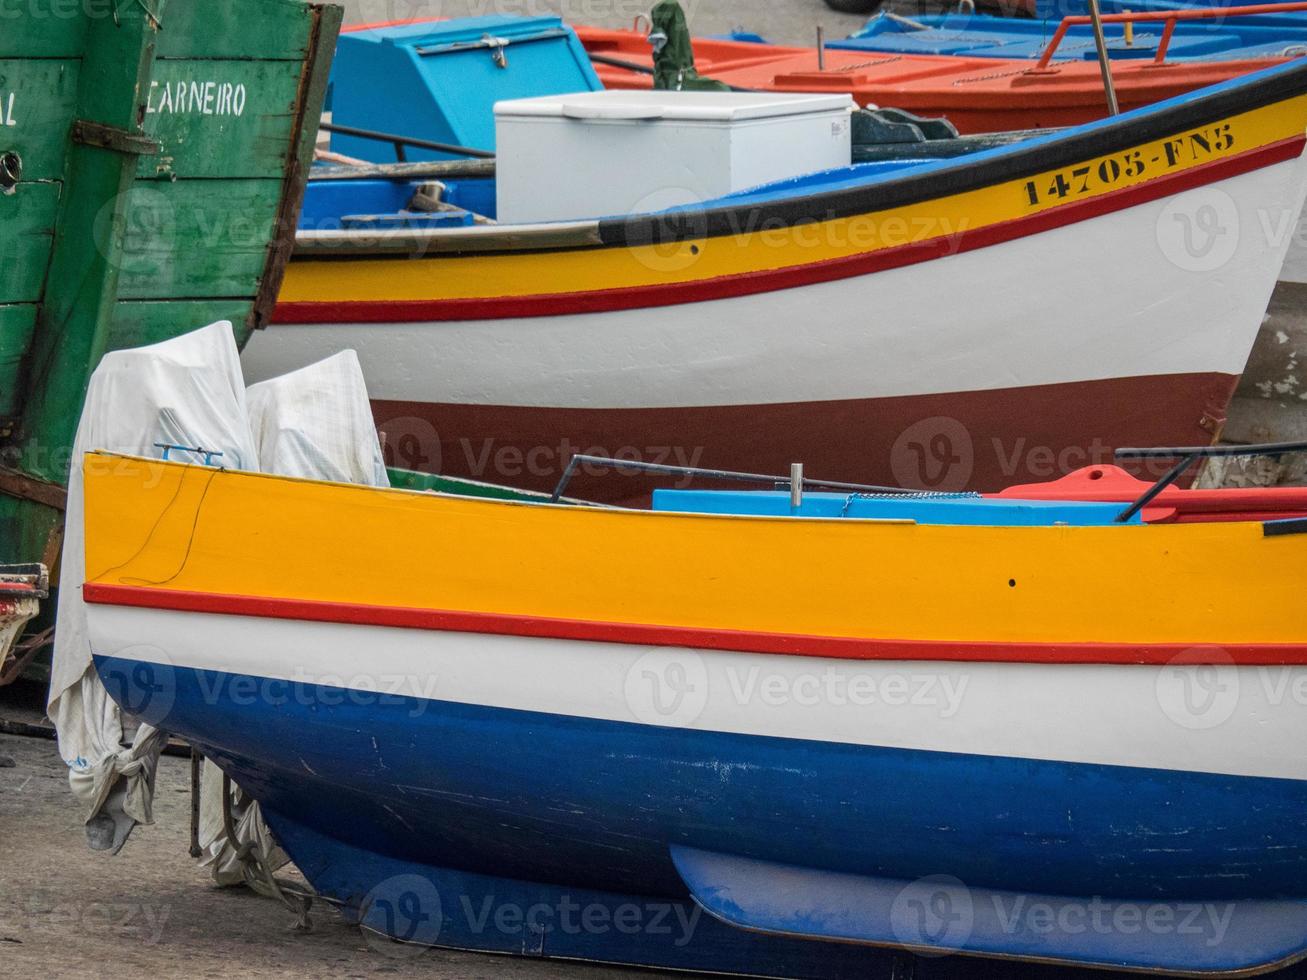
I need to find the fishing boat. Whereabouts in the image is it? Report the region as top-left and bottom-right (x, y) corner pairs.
(584, 4), (1307, 465)
(252, 56), (1307, 502)
(79, 446), (1307, 976)
(579, 19), (1292, 132)
(835, 5), (1307, 62)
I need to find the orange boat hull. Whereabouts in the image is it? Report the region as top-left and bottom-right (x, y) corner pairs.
(578, 26), (1288, 133)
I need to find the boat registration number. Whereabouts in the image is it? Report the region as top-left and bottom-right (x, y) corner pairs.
(1022, 123), (1235, 207)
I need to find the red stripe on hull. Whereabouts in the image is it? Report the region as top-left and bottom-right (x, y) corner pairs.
(372, 372), (1238, 504)
(84, 583), (1307, 665)
(274, 136), (1305, 324)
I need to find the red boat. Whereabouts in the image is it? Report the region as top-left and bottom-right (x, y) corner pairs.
(578, 17), (1290, 133)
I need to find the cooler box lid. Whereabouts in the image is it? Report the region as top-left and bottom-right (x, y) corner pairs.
(494, 90), (855, 123)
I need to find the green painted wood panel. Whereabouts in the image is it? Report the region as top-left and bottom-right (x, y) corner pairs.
(155, 0), (315, 60)
(386, 467), (556, 502)
(108, 299), (255, 350)
(139, 59), (306, 180)
(0, 181), (58, 304)
(115, 179), (282, 299)
(16, 1), (162, 484)
(0, 1), (90, 57)
(0, 304), (36, 414)
(0, 60), (78, 180)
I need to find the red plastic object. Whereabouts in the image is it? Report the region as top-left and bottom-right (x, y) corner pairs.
(993, 465), (1307, 523)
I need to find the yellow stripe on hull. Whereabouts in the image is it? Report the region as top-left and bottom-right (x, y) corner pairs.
(82, 454), (1306, 645)
(279, 97), (1307, 304)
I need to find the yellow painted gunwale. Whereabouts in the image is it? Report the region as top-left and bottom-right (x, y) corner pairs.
(81, 453), (1306, 645)
(280, 97), (1307, 303)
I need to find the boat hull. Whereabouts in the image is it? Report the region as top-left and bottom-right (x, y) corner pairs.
(89, 621), (1307, 975)
(254, 148), (1306, 500)
(77, 453), (1307, 975)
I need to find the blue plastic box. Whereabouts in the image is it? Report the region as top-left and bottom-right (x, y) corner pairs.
(328, 15), (602, 162)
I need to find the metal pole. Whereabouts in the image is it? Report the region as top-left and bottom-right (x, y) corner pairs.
(1087, 0), (1121, 115)
(188, 746), (203, 858)
(817, 25), (825, 70)
(790, 463), (804, 509)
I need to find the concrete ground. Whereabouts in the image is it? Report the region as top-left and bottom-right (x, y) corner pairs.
(336, 0), (873, 44)
(0, 682), (672, 979)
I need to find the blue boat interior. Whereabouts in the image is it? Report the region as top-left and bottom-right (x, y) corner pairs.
(836, 10), (1307, 61)
(650, 489), (1143, 524)
(299, 159), (941, 229)
(300, 176), (498, 228)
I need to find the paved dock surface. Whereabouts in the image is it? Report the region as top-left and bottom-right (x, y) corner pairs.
(337, 0), (871, 45)
(0, 719), (667, 979)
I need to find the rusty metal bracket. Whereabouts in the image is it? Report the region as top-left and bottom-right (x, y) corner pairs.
(0, 468), (68, 511)
(70, 119), (160, 156)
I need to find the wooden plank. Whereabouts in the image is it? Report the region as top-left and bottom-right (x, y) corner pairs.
(139, 59), (307, 179)
(155, 0), (315, 61)
(251, 2), (341, 329)
(16, 1), (161, 484)
(115, 179), (282, 299)
(0, 60), (79, 180)
(108, 299), (256, 350)
(0, 181), (58, 303)
(0, 2), (89, 57)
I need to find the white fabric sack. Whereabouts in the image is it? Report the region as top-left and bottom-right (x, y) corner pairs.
(246, 349), (389, 487)
(49, 320), (259, 854)
(201, 349), (390, 884)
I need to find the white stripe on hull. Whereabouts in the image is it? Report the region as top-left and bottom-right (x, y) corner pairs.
(247, 155), (1307, 409)
(88, 604), (1307, 782)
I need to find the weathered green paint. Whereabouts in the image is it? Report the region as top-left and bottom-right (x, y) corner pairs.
(0, 181), (59, 304)
(156, 0), (315, 60)
(139, 60), (307, 180)
(16, 1), (164, 484)
(251, 1), (341, 327)
(0, 59), (79, 180)
(115, 180), (282, 299)
(109, 299), (255, 350)
(0, 305), (36, 414)
(386, 467), (560, 503)
(0, 0), (339, 616)
(0, 1), (91, 58)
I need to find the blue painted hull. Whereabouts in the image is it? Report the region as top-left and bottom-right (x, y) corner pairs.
(95, 655), (1307, 975)
(836, 11), (1307, 62)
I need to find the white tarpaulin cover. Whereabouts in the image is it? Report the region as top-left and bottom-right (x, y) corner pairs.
(247, 349), (389, 487)
(205, 347), (389, 885)
(49, 321), (259, 855)
(51, 322), (388, 883)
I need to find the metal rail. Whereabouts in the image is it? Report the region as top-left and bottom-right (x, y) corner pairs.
(1113, 439), (1307, 522)
(550, 454), (913, 503)
(309, 158), (496, 182)
(1086, 0), (1121, 115)
(318, 121), (494, 161)
(1032, 1), (1307, 71)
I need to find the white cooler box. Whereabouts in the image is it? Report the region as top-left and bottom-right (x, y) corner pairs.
(494, 90), (854, 224)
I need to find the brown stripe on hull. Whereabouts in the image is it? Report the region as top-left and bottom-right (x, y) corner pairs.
(374, 372), (1237, 505)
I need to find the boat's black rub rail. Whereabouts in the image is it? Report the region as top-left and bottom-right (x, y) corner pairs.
(600, 60), (1307, 248)
(1265, 517), (1307, 536)
(291, 61), (1307, 260)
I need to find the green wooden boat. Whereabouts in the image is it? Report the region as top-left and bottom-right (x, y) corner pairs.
(0, 0), (341, 683)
